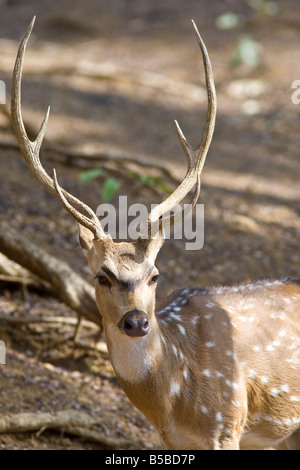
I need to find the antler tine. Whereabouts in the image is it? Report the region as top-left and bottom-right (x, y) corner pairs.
(148, 20), (217, 230)
(52, 170), (105, 239)
(11, 17), (106, 240)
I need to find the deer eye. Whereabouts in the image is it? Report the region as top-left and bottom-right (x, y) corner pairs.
(149, 274), (159, 285)
(96, 275), (112, 288)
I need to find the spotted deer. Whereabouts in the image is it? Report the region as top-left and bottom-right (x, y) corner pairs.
(11, 17), (300, 450)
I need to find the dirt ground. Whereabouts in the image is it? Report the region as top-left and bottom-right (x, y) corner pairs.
(0, 0), (299, 450)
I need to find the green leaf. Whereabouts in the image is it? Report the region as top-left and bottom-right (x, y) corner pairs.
(155, 183), (173, 194)
(79, 168), (104, 184)
(215, 12), (244, 30)
(231, 35), (263, 68)
(247, 0), (279, 16)
(102, 177), (120, 202)
(138, 174), (172, 194)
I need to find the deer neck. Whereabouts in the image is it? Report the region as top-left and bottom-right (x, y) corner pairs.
(103, 315), (174, 426)
(104, 316), (163, 383)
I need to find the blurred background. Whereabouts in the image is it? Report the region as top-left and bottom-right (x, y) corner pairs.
(0, 0), (299, 450)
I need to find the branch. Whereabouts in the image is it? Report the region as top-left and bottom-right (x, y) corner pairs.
(0, 252), (51, 292)
(0, 410), (133, 448)
(0, 313), (98, 328)
(0, 221), (102, 329)
(46, 144), (180, 186)
(0, 137), (181, 187)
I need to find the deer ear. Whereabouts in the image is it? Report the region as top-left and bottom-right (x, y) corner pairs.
(137, 231), (165, 263)
(78, 223), (95, 253)
(78, 223), (101, 275)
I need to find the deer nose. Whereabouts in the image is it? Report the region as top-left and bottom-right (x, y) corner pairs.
(118, 310), (150, 337)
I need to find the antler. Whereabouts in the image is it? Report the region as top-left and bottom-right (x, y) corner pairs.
(11, 17), (215, 242)
(11, 16), (106, 241)
(148, 20), (217, 232)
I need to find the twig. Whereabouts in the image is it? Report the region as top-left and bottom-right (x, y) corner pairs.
(46, 144), (181, 186)
(0, 137), (181, 187)
(0, 410), (133, 449)
(0, 313), (98, 329)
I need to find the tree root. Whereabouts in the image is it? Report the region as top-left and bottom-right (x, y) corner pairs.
(0, 410), (133, 448)
(0, 221), (102, 330)
(0, 252), (52, 293)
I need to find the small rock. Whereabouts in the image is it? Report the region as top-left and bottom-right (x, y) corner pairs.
(229, 214), (261, 234)
(227, 79), (266, 99)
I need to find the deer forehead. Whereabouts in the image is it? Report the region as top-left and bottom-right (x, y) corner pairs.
(94, 238), (158, 284)
(101, 259), (155, 286)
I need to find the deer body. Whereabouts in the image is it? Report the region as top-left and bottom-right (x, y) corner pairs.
(100, 268), (300, 450)
(11, 18), (300, 450)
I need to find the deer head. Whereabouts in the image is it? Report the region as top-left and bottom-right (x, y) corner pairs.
(11, 17), (216, 341)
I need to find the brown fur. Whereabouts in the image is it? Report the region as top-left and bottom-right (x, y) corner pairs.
(80, 227), (300, 449)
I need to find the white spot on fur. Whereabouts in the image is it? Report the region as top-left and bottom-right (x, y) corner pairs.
(226, 380), (240, 390)
(270, 388), (280, 397)
(232, 400), (241, 407)
(202, 369), (212, 377)
(171, 344), (178, 357)
(261, 376), (269, 385)
(177, 325), (186, 336)
(290, 396), (300, 402)
(179, 350), (185, 361)
(238, 316), (247, 322)
(170, 379), (181, 397)
(169, 313), (182, 322)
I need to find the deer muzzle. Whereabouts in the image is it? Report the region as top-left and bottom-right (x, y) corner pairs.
(118, 309), (150, 337)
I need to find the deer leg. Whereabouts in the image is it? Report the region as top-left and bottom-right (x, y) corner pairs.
(214, 428), (242, 450)
(285, 427), (300, 450)
(217, 437), (240, 450)
(274, 428), (300, 450)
